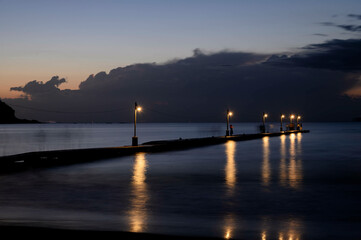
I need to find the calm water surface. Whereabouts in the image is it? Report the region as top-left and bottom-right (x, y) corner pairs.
(0, 122), (262, 156)
(0, 122), (360, 239)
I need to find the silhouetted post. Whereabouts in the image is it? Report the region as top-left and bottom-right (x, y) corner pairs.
(132, 102), (142, 146)
(280, 114), (285, 131)
(226, 109), (233, 136)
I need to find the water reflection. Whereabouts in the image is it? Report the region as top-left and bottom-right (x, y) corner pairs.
(225, 140), (237, 192)
(129, 152), (149, 232)
(261, 218), (303, 240)
(277, 219), (302, 240)
(262, 231), (267, 240)
(279, 135), (287, 187)
(279, 134), (303, 189)
(262, 137), (271, 186)
(296, 132), (302, 155)
(289, 134), (303, 189)
(224, 141), (237, 239)
(224, 213), (236, 239)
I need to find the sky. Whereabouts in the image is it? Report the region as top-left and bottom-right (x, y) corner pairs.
(1, 0), (361, 122)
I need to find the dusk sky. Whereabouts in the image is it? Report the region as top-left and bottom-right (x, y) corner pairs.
(1, 0), (361, 122)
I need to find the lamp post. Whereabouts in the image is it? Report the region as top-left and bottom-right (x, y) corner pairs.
(289, 114), (295, 130)
(262, 112), (268, 133)
(290, 114), (295, 123)
(297, 115), (301, 130)
(226, 109), (233, 136)
(132, 102), (142, 146)
(280, 114), (285, 131)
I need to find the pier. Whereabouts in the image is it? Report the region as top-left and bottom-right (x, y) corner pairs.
(0, 130), (309, 173)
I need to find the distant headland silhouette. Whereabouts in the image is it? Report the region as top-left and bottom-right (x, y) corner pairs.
(0, 99), (39, 124)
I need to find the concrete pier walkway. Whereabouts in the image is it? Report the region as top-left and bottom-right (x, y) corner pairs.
(0, 130), (309, 173)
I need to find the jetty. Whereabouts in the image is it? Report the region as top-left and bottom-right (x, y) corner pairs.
(0, 130), (309, 173)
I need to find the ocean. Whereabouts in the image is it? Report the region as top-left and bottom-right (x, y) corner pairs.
(0, 122), (360, 239)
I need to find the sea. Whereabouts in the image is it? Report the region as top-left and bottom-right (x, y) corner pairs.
(0, 122), (360, 239)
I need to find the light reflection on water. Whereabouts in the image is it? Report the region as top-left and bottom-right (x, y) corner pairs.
(279, 133), (303, 189)
(224, 141), (237, 239)
(278, 219), (302, 240)
(223, 212), (236, 240)
(225, 140), (236, 193)
(262, 136), (271, 186)
(261, 218), (303, 240)
(262, 134), (303, 189)
(279, 134), (287, 187)
(128, 152), (149, 232)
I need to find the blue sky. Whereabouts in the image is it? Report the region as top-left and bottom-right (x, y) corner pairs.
(1, 0), (361, 98)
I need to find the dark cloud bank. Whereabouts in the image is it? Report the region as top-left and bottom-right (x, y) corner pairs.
(4, 38), (361, 123)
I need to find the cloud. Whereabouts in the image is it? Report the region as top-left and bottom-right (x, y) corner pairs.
(337, 25), (361, 32)
(4, 40), (361, 123)
(348, 14), (361, 20)
(320, 22), (335, 27)
(10, 76), (67, 99)
(266, 38), (361, 71)
(313, 33), (328, 37)
(319, 14), (361, 33)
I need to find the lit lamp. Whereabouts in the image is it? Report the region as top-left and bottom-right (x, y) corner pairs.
(290, 114), (295, 123)
(280, 114), (285, 131)
(132, 102), (142, 146)
(226, 109), (233, 136)
(289, 114), (295, 130)
(262, 112), (268, 133)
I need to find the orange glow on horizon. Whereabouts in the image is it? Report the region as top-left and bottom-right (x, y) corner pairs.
(345, 86), (361, 98)
(0, 70), (98, 99)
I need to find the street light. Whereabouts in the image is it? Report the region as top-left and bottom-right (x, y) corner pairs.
(297, 115), (301, 124)
(262, 112), (268, 133)
(290, 114), (295, 123)
(280, 114), (285, 131)
(289, 114), (295, 130)
(226, 109), (233, 136)
(132, 102), (142, 146)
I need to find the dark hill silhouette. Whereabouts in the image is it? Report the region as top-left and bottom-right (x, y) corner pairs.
(0, 100), (39, 124)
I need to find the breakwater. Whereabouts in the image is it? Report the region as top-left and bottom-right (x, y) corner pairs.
(0, 130), (309, 173)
